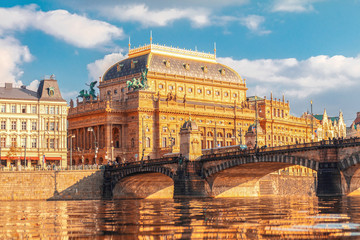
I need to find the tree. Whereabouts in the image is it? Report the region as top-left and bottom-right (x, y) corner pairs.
(7, 144), (20, 163)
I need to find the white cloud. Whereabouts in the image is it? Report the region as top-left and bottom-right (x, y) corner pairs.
(87, 52), (127, 82)
(0, 5), (124, 48)
(34, 10), (124, 48)
(101, 4), (211, 28)
(272, 0), (321, 13)
(218, 55), (360, 98)
(0, 37), (33, 87)
(61, 90), (79, 101)
(240, 15), (271, 35)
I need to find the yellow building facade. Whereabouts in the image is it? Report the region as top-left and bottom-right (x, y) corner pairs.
(68, 42), (327, 164)
(0, 78), (68, 167)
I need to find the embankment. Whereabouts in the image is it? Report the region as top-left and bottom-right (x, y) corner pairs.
(0, 170), (103, 201)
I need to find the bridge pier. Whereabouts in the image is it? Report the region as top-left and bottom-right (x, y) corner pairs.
(316, 162), (343, 197)
(173, 161), (211, 198)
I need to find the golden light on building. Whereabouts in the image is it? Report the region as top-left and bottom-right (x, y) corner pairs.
(67, 40), (346, 165)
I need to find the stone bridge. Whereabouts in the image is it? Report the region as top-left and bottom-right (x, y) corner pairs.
(103, 138), (360, 199)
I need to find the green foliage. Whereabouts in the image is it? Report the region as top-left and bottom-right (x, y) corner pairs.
(7, 144), (20, 161)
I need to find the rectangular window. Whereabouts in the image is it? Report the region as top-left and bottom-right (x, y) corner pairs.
(162, 137), (167, 148)
(11, 137), (16, 147)
(32, 121), (37, 131)
(31, 106), (37, 114)
(45, 106), (49, 114)
(0, 104), (5, 113)
(50, 122), (55, 131)
(55, 122), (59, 131)
(21, 121), (27, 130)
(45, 122), (49, 130)
(55, 107), (59, 115)
(31, 138), (37, 148)
(21, 138), (26, 148)
(11, 121), (16, 130)
(50, 107), (54, 114)
(1, 121), (6, 130)
(1, 137), (5, 148)
(11, 105), (16, 113)
(21, 105), (26, 113)
(50, 138), (55, 149)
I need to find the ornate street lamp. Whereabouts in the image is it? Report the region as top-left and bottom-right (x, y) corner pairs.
(87, 127), (98, 165)
(68, 134), (75, 168)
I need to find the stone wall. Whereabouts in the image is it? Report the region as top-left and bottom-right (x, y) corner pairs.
(0, 170), (103, 201)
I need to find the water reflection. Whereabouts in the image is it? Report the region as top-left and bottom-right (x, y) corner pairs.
(1, 197), (360, 239)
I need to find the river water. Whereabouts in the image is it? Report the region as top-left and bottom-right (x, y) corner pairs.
(1, 197), (360, 239)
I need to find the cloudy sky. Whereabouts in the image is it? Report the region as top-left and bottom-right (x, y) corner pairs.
(1, 0), (360, 124)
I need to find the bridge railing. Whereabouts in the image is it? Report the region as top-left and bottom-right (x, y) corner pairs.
(200, 137), (360, 161)
(105, 156), (181, 170)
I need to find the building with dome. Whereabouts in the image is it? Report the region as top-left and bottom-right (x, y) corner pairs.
(67, 41), (328, 165)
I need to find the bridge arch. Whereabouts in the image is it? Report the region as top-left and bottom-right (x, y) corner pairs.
(202, 154), (318, 179)
(110, 166), (175, 199)
(202, 154), (318, 197)
(114, 166), (174, 180)
(339, 152), (360, 195)
(339, 152), (360, 171)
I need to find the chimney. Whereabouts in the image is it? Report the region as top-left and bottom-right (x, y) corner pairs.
(21, 85), (26, 89)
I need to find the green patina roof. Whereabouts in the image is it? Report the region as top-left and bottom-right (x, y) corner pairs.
(313, 114), (339, 123)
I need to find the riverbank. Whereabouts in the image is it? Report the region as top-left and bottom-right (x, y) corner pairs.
(0, 170), (103, 201)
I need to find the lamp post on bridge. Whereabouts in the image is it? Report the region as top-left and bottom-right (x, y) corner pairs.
(68, 134), (75, 168)
(311, 100), (314, 142)
(255, 96), (258, 149)
(87, 127), (98, 165)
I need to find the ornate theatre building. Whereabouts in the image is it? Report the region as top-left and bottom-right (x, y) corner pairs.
(67, 41), (345, 165)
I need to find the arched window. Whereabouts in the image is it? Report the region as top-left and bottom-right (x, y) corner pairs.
(226, 133), (232, 138)
(146, 137), (151, 148)
(217, 132), (223, 138)
(207, 132), (213, 137)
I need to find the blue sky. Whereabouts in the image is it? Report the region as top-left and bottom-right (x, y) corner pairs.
(0, 0), (360, 125)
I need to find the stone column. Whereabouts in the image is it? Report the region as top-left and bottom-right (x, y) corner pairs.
(173, 120), (210, 198)
(179, 120), (202, 161)
(105, 124), (111, 163)
(122, 124), (126, 149)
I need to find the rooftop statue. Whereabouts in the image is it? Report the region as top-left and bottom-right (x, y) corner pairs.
(126, 68), (148, 91)
(78, 81), (97, 101)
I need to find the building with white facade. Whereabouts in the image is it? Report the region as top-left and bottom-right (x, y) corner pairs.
(0, 77), (67, 167)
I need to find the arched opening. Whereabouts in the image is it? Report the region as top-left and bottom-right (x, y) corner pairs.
(99, 157), (104, 165)
(112, 127), (120, 148)
(85, 158), (89, 165)
(146, 137), (151, 148)
(113, 172), (174, 199)
(208, 162), (317, 198)
(116, 157), (121, 163)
